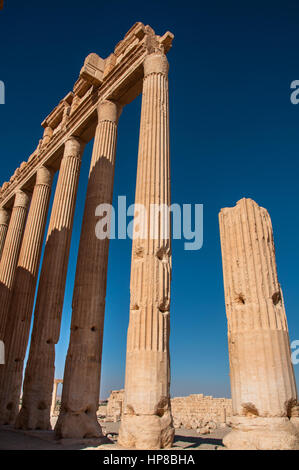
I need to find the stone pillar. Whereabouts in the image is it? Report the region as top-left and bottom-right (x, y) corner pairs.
(16, 137), (84, 431)
(55, 100), (121, 439)
(219, 198), (299, 450)
(51, 379), (63, 417)
(0, 190), (31, 340)
(0, 167), (53, 425)
(0, 208), (10, 260)
(118, 52), (174, 450)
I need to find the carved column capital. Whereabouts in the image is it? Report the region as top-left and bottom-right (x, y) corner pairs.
(64, 136), (84, 159)
(144, 52), (169, 77)
(14, 189), (31, 209)
(36, 166), (53, 187)
(0, 208), (10, 226)
(97, 100), (122, 123)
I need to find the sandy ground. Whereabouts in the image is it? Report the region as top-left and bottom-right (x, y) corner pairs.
(0, 418), (230, 450)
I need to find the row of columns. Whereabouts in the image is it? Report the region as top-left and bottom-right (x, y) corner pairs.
(16, 137), (84, 430)
(0, 50), (173, 448)
(0, 167), (53, 424)
(0, 50), (297, 451)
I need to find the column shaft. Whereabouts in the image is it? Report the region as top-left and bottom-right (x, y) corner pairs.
(51, 381), (59, 417)
(55, 100), (121, 439)
(0, 208), (10, 260)
(16, 137), (84, 430)
(0, 167), (53, 424)
(118, 52), (174, 450)
(0, 190), (31, 340)
(219, 198), (299, 450)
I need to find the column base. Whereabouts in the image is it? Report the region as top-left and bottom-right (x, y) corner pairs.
(54, 410), (103, 439)
(223, 416), (299, 450)
(15, 406), (51, 431)
(118, 412), (174, 449)
(0, 401), (19, 426)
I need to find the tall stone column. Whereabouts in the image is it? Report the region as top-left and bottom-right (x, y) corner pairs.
(0, 208), (10, 260)
(0, 190), (31, 340)
(51, 379), (63, 417)
(0, 166), (53, 425)
(16, 137), (84, 430)
(55, 100), (121, 439)
(219, 198), (299, 450)
(118, 52), (174, 450)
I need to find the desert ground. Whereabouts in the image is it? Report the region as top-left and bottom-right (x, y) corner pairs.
(0, 418), (230, 451)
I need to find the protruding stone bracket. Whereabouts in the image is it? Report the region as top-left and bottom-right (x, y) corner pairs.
(80, 53), (105, 87)
(41, 92), (74, 146)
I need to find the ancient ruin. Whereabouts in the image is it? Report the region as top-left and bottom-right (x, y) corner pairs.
(219, 198), (299, 449)
(106, 390), (124, 422)
(106, 390), (232, 433)
(0, 21), (298, 451)
(0, 23), (174, 449)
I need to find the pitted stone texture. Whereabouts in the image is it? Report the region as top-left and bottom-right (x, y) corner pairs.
(223, 417), (299, 450)
(143, 52), (169, 76)
(118, 52), (174, 449)
(55, 101), (121, 439)
(14, 190), (31, 208)
(119, 412), (174, 450)
(171, 394), (232, 430)
(219, 198), (299, 449)
(16, 137), (84, 431)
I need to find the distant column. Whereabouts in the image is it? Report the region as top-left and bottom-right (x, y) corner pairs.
(55, 100), (121, 439)
(50, 379), (63, 417)
(0, 208), (10, 260)
(219, 198), (299, 450)
(0, 190), (31, 340)
(16, 137), (84, 431)
(118, 52), (174, 450)
(0, 166), (53, 425)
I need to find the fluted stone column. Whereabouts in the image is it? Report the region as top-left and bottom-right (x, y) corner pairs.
(55, 100), (121, 439)
(0, 190), (30, 341)
(219, 198), (299, 450)
(0, 167), (53, 425)
(118, 52), (174, 450)
(0, 208), (10, 260)
(51, 379), (63, 417)
(16, 137), (84, 430)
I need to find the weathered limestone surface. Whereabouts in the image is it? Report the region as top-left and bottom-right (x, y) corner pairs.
(0, 167), (53, 425)
(106, 390), (124, 421)
(118, 52), (174, 450)
(171, 394), (232, 431)
(16, 137), (84, 431)
(0, 208), (10, 260)
(219, 198), (299, 450)
(0, 190), (31, 340)
(55, 100), (121, 439)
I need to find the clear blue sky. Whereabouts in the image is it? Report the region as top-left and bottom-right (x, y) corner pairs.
(0, 0), (298, 399)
